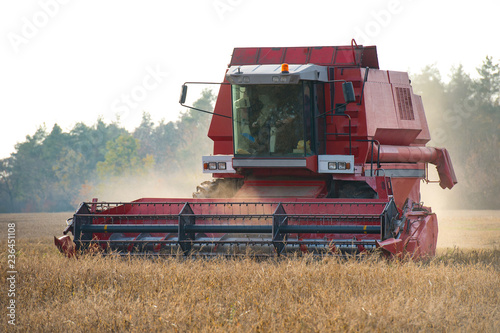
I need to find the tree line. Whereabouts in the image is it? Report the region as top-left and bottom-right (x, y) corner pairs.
(0, 90), (215, 212)
(411, 57), (499, 209)
(0, 58), (498, 212)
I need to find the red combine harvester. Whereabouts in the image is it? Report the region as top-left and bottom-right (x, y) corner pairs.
(55, 42), (457, 258)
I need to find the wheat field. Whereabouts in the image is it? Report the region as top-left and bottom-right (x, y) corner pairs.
(1, 211), (499, 332)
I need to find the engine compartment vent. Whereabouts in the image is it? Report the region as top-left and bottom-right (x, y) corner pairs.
(395, 87), (415, 120)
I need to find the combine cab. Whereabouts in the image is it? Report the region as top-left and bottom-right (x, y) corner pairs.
(56, 41), (457, 258)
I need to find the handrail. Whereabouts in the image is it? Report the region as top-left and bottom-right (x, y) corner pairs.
(319, 111), (352, 155)
(357, 139), (381, 176)
(351, 39), (358, 66)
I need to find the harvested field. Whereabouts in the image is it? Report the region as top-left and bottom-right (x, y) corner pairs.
(1, 211), (499, 332)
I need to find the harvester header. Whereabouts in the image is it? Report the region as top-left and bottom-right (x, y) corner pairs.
(56, 41), (456, 258)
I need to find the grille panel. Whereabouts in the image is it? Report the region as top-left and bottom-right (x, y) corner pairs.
(396, 87), (415, 120)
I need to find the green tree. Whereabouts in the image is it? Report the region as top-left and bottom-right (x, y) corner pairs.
(133, 89), (216, 175)
(133, 112), (155, 158)
(97, 134), (154, 177)
(150, 120), (182, 170)
(0, 118), (131, 212)
(175, 89), (216, 164)
(475, 56), (500, 112)
(411, 65), (448, 145)
(460, 57), (500, 208)
(7, 125), (73, 211)
(0, 157), (15, 212)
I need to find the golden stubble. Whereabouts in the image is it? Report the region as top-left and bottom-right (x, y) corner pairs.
(0, 212), (498, 332)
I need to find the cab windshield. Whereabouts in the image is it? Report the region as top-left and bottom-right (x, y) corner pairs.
(232, 82), (314, 157)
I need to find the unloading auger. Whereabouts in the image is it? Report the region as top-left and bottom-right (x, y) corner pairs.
(55, 41), (456, 258)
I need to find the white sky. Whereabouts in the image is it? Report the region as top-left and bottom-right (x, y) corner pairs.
(1, 0), (498, 159)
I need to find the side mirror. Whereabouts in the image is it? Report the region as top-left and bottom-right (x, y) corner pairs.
(342, 82), (356, 103)
(179, 84), (188, 104)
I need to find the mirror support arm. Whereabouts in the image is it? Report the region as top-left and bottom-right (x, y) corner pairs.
(179, 82), (232, 119)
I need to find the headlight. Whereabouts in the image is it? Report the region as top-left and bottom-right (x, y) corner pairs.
(318, 155), (354, 174)
(202, 155), (235, 174)
(328, 162), (337, 170)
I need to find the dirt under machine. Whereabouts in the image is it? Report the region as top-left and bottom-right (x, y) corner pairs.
(55, 42), (457, 258)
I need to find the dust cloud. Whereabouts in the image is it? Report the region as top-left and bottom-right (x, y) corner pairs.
(420, 165), (499, 249)
(74, 169), (212, 204)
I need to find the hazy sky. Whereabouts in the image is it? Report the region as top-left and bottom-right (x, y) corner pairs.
(1, 0), (498, 158)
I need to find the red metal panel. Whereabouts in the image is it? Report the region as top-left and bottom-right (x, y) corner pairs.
(309, 47), (335, 65)
(213, 140), (233, 156)
(363, 79), (400, 142)
(324, 67), (369, 164)
(412, 94), (431, 144)
(283, 47), (310, 64)
(359, 46), (379, 69)
(376, 238), (404, 255)
(374, 128), (421, 146)
(334, 47), (355, 64)
(230, 48), (259, 65)
(435, 148), (458, 189)
(404, 212), (438, 258)
(377, 211), (437, 259)
(390, 178), (420, 209)
(258, 47), (285, 64)
(387, 70), (410, 85)
(208, 81), (233, 155)
(230, 45), (379, 67)
(230, 45), (380, 68)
